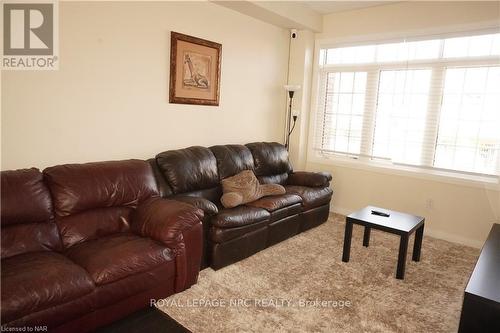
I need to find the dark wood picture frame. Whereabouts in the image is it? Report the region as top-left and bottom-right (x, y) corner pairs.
(169, 32), (222, 106)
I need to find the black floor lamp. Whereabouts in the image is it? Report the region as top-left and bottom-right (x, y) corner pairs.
(284, 85), (301, 151)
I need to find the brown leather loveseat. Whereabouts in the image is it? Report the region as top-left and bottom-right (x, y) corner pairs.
(1, 160), (203, 332)
(152, 142), (333, 269)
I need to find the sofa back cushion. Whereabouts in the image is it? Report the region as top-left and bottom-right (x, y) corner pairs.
(148, 158), (173, 197)
(210, 144), (255, 180)
(1, 168), (61, 259)
(179, 187), (223, 207)
(156, 146), (219, 194)
(246, 142), (292, 185)
(44, 160), (158, 248)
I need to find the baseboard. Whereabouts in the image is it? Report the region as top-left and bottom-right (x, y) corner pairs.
(330, 204), (483, 249)
(330, 205), (351, 217)
(423, 228), (482, 249)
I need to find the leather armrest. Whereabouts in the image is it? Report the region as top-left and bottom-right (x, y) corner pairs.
(132, 198), (204, 291)
(171, 195), (218, 216)
(287, 171), (332, 188)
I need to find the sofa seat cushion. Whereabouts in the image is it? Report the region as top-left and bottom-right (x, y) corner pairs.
(269, 203), (302, 222)
(91, 264), (176, 309)
(211, 206), (270, 228)
(210, 219), (269, 243)
(65, 233), (174, 285)
(1, 251), (95, 323)
(246, 194), (302, 212)
(285, 185), (333, 209)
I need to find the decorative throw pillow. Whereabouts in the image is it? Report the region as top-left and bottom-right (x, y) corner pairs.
(220, 170), (285, 208)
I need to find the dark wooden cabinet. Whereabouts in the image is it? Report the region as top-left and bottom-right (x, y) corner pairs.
(458, 223), (500, 333)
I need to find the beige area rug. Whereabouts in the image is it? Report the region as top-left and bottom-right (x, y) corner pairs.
(157, 214), (479, 333)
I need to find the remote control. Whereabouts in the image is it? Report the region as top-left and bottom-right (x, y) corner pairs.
(371, 210), (390, 217)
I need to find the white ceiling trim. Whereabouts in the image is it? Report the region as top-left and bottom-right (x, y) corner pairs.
(213, 1), (323, 32)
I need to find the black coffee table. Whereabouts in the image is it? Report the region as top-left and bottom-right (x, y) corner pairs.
(342, 206), (425, 279)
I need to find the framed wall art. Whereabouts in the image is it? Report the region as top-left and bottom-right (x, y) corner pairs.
(169, 32), (222, 106)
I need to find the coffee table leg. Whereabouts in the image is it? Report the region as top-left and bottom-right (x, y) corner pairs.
(396, 234), (409, 279)
(363, 227), (371, 247)
(342, 221), (353, 262)
(412, 224), (424, 262)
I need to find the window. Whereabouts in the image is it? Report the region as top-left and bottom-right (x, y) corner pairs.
(320, 72), (367, 155)
(373, 69), (432, 165)
(443, 33), (500, 58)
(434, 67), (500, 174)
(314, 32), (500, 178)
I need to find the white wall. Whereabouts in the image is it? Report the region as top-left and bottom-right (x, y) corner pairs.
(308, 1), (500, 248)
(1, 1), (289, 170)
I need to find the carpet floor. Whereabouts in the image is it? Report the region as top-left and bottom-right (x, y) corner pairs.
(157, 214), (479, 333)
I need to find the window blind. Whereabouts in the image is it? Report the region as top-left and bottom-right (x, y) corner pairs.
(313, 32), (500, 177)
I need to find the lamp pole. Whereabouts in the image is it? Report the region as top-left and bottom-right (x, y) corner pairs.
(285, 90), (294, 149)
(284, 85), (300, 151)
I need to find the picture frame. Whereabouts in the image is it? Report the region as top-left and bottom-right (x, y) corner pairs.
(169, 31), (222, 106)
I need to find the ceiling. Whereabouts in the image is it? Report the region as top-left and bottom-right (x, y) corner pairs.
(214, 1), (400, 32)
(295, 1), (394, 15)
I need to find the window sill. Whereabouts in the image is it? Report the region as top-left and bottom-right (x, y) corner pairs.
(308, 153), (500, 191)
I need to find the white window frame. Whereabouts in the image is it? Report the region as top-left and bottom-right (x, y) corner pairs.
(307, 27), (500, 191)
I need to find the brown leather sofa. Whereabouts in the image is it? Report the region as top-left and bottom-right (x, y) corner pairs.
(1, 160), (203, 332)
(153, 142), (333, 269)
